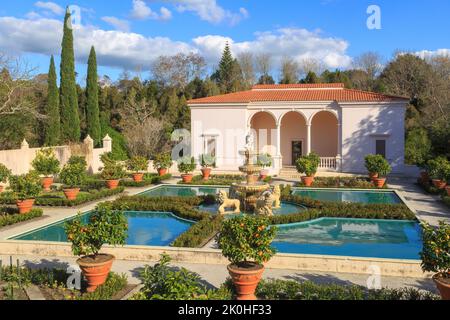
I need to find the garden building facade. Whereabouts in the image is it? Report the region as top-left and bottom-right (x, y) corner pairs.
(188, 83), (409, 175)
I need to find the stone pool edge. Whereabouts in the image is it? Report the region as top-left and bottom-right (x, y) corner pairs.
(0, 240), (430, 279)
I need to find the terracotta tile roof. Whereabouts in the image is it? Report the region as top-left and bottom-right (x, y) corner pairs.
(187, 83), (409, 105)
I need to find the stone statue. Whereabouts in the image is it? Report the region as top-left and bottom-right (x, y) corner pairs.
(245, 132), (254, 151)
(217, 190), (241, 215)
(272, 185), (281, 208)
(255, 191), (274, 216)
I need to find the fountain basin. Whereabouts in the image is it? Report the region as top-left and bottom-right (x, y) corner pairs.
(199, 202), (307, 216)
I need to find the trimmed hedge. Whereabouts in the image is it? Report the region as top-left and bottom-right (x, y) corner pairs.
(179, 174), (244, 186)
(417, 179), (450, 209)
(109, 195), (222, 248)
(121, 174), (172, 188)
(0, 187), (125, 207)
(296, 176), (381, 189)
(0, 208), (43, 228)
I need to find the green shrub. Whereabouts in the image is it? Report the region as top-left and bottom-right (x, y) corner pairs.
(9, 172), (41, 200)
(0, 163), (11, 184)
(365, 154), (392, 177)
(173, 215), (223, 248)
(79, 273), (128, 300)
(100, 153), (126, 180)
(59, 157), (87, 188)
(295, 153), (319, 177)
(65, 204), (128, 258)
(121, 173), (172, 187)
(420, 221), (450, 277)
(199, 154), (216, 168)
(217, 216), (277, 266)
(31, 148), (60, 177)
(296, 176), (375, 189)
(179, 174), (243, 186)
(0, 208), (43, 228)
(153, 152), (172, 170)
(127, 156), (149, 173)
(405, 127), (432, 167)
(177, 156), (196, 174)
(427, 157), (450, 181)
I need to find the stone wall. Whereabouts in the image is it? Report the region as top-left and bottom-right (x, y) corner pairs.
(0, 135), (112, 176)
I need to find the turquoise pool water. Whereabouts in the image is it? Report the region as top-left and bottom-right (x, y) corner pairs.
(292, 189), (401, 204)
(12, 211), (193, 246)
(273, 218), (422, 260)
(141, 185), (228, 197)
(198, 202), (306, 216)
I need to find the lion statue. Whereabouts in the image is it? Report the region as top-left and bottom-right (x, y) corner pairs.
(217, 190), (241, 215)
(272, 185), (281, 208)
(255, 191), (274, 216)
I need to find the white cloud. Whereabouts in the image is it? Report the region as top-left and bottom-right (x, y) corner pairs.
(413, 49), (450, 59)
(170, 0), (248, 25)
(34, 1), (64, 15)
(130, 0), (172, 21)
(0, 17), (351, 72)
(101, 16), (131, 32)
(25, 11), (43, 20)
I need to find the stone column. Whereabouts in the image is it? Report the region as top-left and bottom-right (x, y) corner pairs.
(84, 135), (94, 174)
(306, 124), (312, 155)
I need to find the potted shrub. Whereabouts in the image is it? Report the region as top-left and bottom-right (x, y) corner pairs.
(59, 156), (87, 200)
(153, 153), (172, 177)
(31, 148), (60, 191)
(428, 157), (450, 190)
(295, 153), (319, 187)
(199, 154), (216, 180)
(9, 172), (41, 214)
(420, 221), (450, 300)
(365, 155), (391, 188)
(127, 156), (149, 182)
(217, 215), (277, 300)
(257, 153), (272, 180)
(100, 153), (126, 189)
(0, 163), (11, 193)
(65, 204), (128, 292)
(177, 156), (196, 183)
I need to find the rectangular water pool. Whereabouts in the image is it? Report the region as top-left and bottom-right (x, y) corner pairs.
(141, 185), (228, 197)
(11, 211), (193, 247)
(292, 189), (402, 204)
(273, 218), (422, 260)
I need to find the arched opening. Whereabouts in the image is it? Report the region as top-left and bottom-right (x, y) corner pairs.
(250, 112), (277, 155)
(280, 111), (307, 166)
(311, 111), (338, 157)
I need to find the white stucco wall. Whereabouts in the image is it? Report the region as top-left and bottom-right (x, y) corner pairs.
(340, 103), (406, 173)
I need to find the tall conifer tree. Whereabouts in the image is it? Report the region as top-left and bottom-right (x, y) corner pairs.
(44, 55), (60, 146)
(60, 7), (80, 142)
(86, 46), (101, 145)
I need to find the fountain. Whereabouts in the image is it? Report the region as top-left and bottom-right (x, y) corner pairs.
(217, 133), (275, 216)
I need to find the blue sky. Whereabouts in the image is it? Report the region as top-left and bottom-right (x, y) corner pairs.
(0, 0), (449, 83)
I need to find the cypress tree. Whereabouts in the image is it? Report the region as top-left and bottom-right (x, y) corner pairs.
(44, 56), (60, 146)
(86, 46), (101, 145)
(60, 7), (80, 142)
(215, 43), (240, 93)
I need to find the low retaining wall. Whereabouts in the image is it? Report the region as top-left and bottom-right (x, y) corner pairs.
(0, 241), (428, 278)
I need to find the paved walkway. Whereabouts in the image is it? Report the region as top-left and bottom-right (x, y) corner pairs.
(0, 254), (436, 293)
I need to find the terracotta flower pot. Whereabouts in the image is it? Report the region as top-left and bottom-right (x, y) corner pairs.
(432, 179), (447, 190)
(181, 174), (193, 183)
(132, 173), (144, 183)
(16, 199), (35, 214)
(446, 186), (450, 197)
(77, 254), (115, 293)
(373, 177), (386, 188)
(106, 179), (120, 190)
(227, 263), (265, 301)
(301, 176), (314, 187)
(201, 168), (212, 180)
(158, 168), (168, 177)
(63, 188), (80, 201)
(420, 171), (430, 184)
(41, 177), (54, 192)
(0, 185), (3, 193)
(259, 169), (269, 181)
(433, 273), (450, 300)
(369, 172), (379, 181)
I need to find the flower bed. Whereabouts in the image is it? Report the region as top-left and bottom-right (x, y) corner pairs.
(0, 187), (124, 207)
(0, 207), (43, 228)
(296, 176), (382, 189)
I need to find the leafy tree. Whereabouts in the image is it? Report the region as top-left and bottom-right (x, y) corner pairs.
(213, 43), (244, 93)
(86, 46), (101, 145)
(405, 127), (432, 166)
(60, 8), (80, 142)
(301, 71), (319, 84)
(44, 56), (60, 146)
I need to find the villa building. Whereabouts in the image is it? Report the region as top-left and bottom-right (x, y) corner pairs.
(188, 83), (409, 175)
